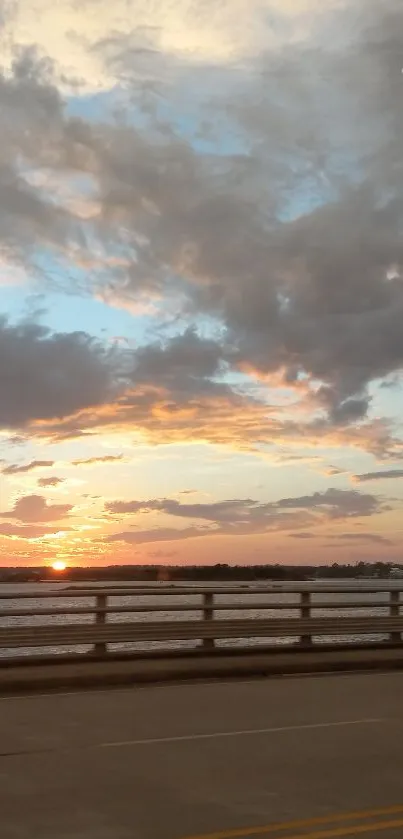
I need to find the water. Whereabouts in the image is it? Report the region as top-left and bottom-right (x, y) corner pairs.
(0, 580), (398, 660)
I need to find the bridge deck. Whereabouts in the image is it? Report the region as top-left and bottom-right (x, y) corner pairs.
(1, 672), (403, 838)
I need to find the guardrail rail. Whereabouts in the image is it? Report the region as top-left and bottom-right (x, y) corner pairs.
(0, 583), (403, 661)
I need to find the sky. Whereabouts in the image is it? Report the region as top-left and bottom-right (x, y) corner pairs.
(1, 0), (403, 568)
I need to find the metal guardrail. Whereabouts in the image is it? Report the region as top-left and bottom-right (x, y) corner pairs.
(0, 584), (402, 660)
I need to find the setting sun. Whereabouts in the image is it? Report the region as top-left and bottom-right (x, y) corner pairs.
(51, 560), (67, 572)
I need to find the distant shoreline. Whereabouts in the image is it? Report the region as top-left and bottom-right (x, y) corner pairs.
(0, 562), (401, 586)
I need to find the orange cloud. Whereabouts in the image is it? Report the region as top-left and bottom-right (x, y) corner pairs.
(26, 386), (403, 462)
(0, 495), (73, 523)
(2, 459), (54, 475)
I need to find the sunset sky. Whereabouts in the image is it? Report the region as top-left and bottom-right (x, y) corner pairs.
(1, 0), (403, 567)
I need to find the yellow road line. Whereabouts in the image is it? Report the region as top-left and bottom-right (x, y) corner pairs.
(284, 816), (403, 838)
(182, 805), (403, 839)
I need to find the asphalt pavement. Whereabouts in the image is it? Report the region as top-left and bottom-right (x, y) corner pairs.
(1, 671), (403, 838)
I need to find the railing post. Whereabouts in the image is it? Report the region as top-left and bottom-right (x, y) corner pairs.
(300, 591), (312, 647)
(389, 590), (401, 644)
(94, 593), (107, 656)
(202, 591), (215, 650)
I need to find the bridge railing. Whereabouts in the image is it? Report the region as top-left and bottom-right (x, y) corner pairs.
(0, 583), (402, 660)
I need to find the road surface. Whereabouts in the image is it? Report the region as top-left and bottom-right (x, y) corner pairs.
(1, 671), (403, 838)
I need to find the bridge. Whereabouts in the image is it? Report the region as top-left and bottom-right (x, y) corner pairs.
(1, 670), (403, 838)
(1, 582), (403, 690)
(2, 583), (403, 837)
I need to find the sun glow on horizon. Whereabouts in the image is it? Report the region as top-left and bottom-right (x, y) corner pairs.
(51, 560), (67, 572)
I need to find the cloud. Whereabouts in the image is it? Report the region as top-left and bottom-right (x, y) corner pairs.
(275, 488), (381, 519)
(0, 0), (403, 467)
(0, 0), (323, 91)
(0, 48), (96, 275)
(0, 317), (123, 428)
(105, 525), (213, 545)
(104, 487), (385, 544)
(353, 469), (403, 483)
(130, 329), (226, 386)
(0, 318), (264, 448)
(106, 488), (384, 522)
(74, 0), (403, 426)
(17, 358), (403, 458)
(2, 453), (125, 477)
(326, 532), (393, 545)
(37, 476), (64, 486)
(0, 522), (68, 539)
(107, 497), (264, 522)
(2, 459), (54, 474)
(0, 309), (402, 459)
(0, 494), (73, 523)
(72, 454), (124, 466)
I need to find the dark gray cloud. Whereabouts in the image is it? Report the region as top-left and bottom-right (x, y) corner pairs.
(107, 488), (383, 521)
(0, 314), (402, 460)
(0, 47), (92, 271)
(73, 0), (403, 427)
(353, 469), (403, 483)
(0, 317), (122, 428)
(0, 3), (403, 455)
(105, 487), (385, 544)
(0, 318), (253, 443)
(275, 488), (381, 519)
(130, 328), (228, 394)
(9, 335), (399, 457)
(106, 497), (259, 521)
(0, 494), (72, 523)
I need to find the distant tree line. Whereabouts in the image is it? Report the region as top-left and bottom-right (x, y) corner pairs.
(0, 561), (400, 583)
